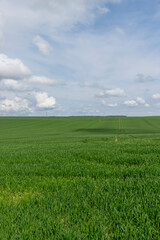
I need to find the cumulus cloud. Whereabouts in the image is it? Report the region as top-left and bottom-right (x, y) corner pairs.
(97, 88), (126, 98)
(0, 97), (32, 112)
(28, 75), (59, 85)
(107, 103), (118, 107)
(152, 93), (160, 99)
(0, 79), (28, 91)
(101, 100), (117, 107)
(0, 54), (31, 80)
(124, 97), (149, 108)
(33, 36), (53, 57)
(0, 0), (158, 116)
(136, 97), (149, 107)
(136, 97), (145, 104)
(144, 103), (150, 107)
(33, 92), (56, 109)
(124, 100), (138, 107)
(136, 74), (154, 83)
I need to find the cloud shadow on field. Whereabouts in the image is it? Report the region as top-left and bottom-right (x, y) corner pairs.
(75, 128), (160, 135)
(75, 128), (118, 134)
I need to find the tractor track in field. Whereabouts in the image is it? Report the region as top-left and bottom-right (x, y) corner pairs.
(118, 117), (126, 135)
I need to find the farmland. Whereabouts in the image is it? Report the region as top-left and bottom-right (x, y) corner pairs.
(0, 116), (160, 239)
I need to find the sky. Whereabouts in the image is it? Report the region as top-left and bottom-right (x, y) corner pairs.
(0, 0), (160, 116)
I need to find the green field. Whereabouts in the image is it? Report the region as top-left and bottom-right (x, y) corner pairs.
(0, 116), (160, 239)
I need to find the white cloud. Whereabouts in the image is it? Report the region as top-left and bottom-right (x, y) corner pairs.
(124, 100), (138, 106)
(0, 79), (28, 91)
(136, 74), (154, 83)
(34, 92), (56, 109)
(107, 103), (118, 107)
(124, 97), (149, 108)
(135, 97), (150, 107)
(30, 0), (116, 30)
(28, 75), (59, 85)
(136, 97), (145, 104)
(144, 103), (150, 107)
(0, 54), (31, 80)
(0, 0), (122, 37)
(152, 93), (160, 99)
(101, 100), (117, 107)
(27, 0), (98, 32)
(33, 36), (53, 57)
(97, 88), (126, 98)
(0, 97), (32, 112)
(1, 0), (159, 116)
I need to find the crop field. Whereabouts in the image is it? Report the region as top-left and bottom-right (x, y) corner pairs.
(0, 116), (160, 239)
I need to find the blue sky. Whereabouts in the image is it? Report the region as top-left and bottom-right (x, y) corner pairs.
(0, 0), (159, 116)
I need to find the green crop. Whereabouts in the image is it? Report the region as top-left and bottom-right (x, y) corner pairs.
(0, 116), (159, 239)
